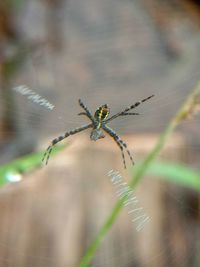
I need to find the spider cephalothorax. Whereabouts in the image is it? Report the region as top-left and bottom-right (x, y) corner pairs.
(42, 95), (154, 168)
(94, 104), (110, 124)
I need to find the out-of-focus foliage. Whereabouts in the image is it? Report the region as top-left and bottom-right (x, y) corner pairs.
(147, 161), (200, 192)
(4, 0), (25, 11)
(0, 144), (66, 185)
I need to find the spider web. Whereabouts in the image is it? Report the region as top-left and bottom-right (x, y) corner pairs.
(0, 59), (199, 267)
(0, 0), (200, 267)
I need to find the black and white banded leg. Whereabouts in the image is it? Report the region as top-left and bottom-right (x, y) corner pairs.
(78, 99), (95, 123)
(105, 130), (126, 168)
(118, 137), (134, 165)
(105, 95), (154, 123)
(42, 123), (92, 165)
(103, 125), (134, 168)
(121, 112), (140, 116)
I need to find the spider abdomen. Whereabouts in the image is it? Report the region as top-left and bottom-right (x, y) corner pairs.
(90, 129), (105, 141)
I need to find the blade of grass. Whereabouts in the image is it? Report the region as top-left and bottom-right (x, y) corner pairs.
(0, 144), (66, 185)
(147, 161), (200, 192)
(78, 82), (200, 267)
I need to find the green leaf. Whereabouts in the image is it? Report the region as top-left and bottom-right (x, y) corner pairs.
(0, 144), (66, 186)
(147, 161), (200, 192)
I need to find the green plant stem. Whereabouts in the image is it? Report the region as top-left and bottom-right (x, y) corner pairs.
(78, 82), (200, 267)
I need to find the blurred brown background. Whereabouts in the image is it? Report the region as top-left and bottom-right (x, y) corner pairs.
(0, 0), (200, 266)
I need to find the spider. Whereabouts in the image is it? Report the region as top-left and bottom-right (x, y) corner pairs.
(42, 95), (154, 168)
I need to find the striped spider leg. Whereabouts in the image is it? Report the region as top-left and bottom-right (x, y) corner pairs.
(104, 95), (154, 123)
(42, 123), (93, 165)
(102, 124), (134, 169)
(42, 99), (95, 165)
(78, 99), (96, 124)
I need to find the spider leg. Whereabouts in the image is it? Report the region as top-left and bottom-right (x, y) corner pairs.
(106, 130), (126, 168)
(118, 137), (134, 165)
(42, 123), (92, 165)
(78, 112), (94, 124)
(78, 112), (87, 116)
(105, 95), (154, 123)
(78, 99), (95, 123)
(103, 125), (134, 168)
(116, 142), (126, 169)
(121, 112), (140, 116)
